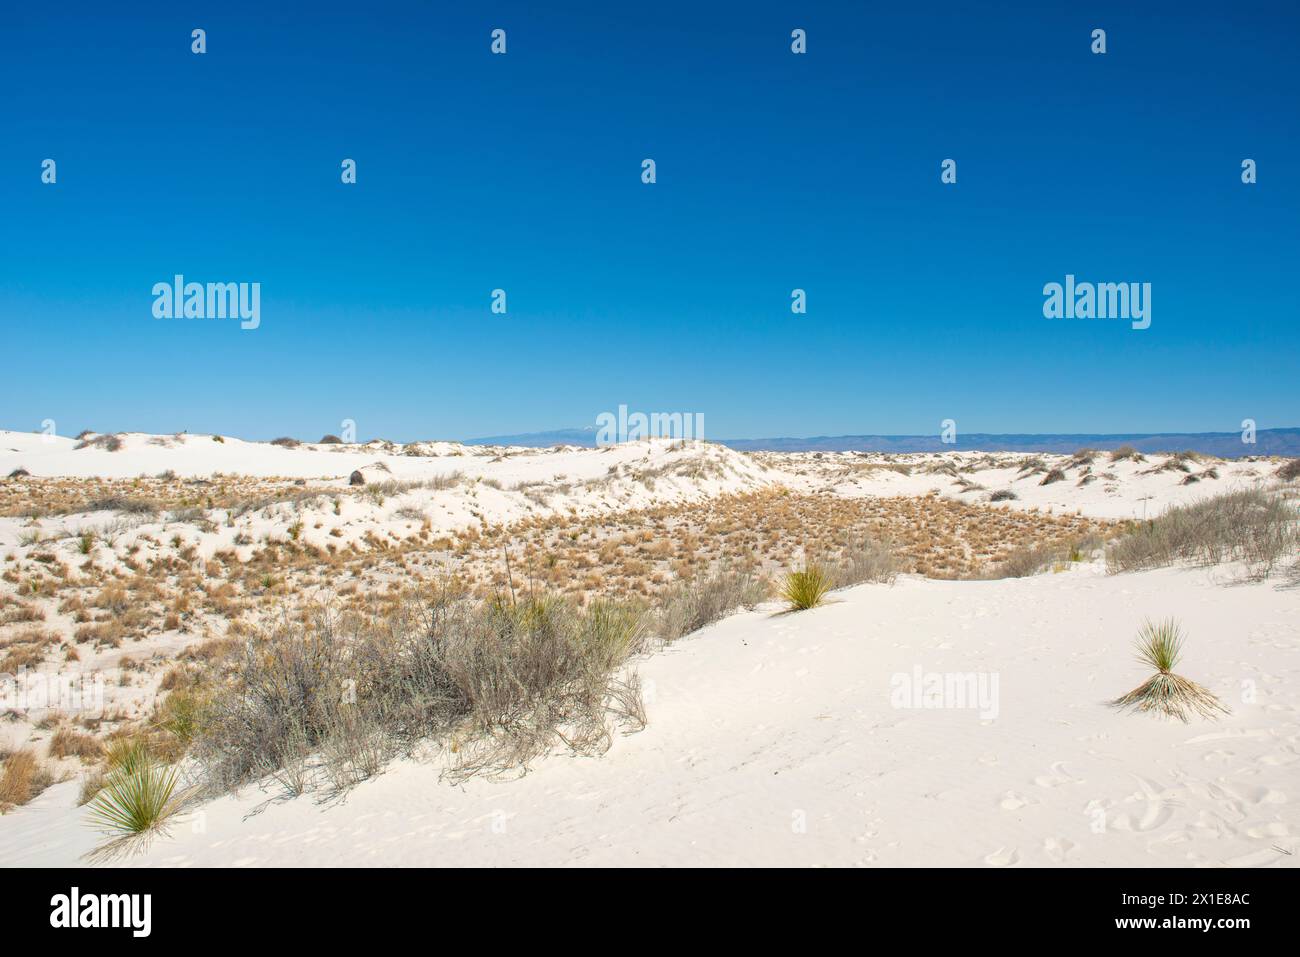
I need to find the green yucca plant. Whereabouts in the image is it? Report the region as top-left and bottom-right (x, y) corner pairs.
(104, 738), (150, 776)
(781, 565), (832, 611)
(1112, 618), (1228, 722)
(85, 750), (183, 859)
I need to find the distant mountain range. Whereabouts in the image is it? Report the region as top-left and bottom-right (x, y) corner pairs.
(464, 427), (1300, 458)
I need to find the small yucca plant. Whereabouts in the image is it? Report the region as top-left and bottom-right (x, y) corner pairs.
(85, 749), (183, 859)
(781, 565), (832, 611)
(1112, 618), (1228, 722)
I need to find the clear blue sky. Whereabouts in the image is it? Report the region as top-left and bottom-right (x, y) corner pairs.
(1, 1), (1296, 442)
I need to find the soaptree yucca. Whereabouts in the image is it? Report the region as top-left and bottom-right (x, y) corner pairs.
(781, 565), (832, 611)
(1111, 618), (1228, 722)
(84, 749), (183, 860)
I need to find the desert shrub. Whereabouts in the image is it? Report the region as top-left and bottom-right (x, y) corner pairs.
(1109, 445), (1143, 462)
(1039, 468), (1066, 485)
(989, 489), (1018, 502)
(82, 496), (158, 516)
(1277, 458), (1300, 482)
(196, 589), (650, 793)
(654, 568), (767, 642)
(1106, 489), (1297, 579)
(833, 538), (901, 586)
(1068, 532), (1105, 562)
(781, 565), (832, 610)
(987, 543), (1065, 578)
(988, 531), (1105, 578)
(73, 434), (123, 452)
(270, 437), (300, 448)
(318, 434), (343, 444)
(157, 689), (206, 756)
(428, 471), (464, 490)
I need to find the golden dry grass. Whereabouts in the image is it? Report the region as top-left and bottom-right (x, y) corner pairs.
(0, 749), (55, 810)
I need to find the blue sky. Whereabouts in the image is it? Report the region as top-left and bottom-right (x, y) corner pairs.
(1, 1), (1297, 442)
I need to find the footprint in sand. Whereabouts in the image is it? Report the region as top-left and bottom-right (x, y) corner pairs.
(983, 846), (1020, 867)
(1109, 776), (1179, 833)
(1033, 761), (1084, 789)
(1042, 837), (1079, 862)
(1167, 810), (1233, 843)
(999, 791), (1037, 811)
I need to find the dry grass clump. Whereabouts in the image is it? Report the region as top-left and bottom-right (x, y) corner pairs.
(84, 495), (158, 515)
(50, 726), (105, 761)
(1111, 619), (1228, 722)
(654, 568), (767, 642)
(74, 433), (124, 452)
(1067, 449), (1098, 468)
(781, 565), (832, 610)
(1277, 458), (1300, 482)
(987, 543), (1064, 578)
(832, 538), (902, 586)
(1107, 489), (1297, 579)
(77, 769), (108, 806)
(0, 749), (55, 810)
(1109, 445), (1143, 462)
(986, 532), (1102, 578)
(196, 588), (650, 793)
(1039, 468), (1066, 486)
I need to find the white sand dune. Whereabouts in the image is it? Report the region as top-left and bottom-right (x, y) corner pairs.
(2, 431), (1284, 532)
(1, 429), (1295, 867)
(2, 562), (1296, 868)
(0, 431), (776, 562)
(772, 450), (1281, 521)
(0, 430), (760, 487)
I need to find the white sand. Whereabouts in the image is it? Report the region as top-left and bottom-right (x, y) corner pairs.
(0, 431), (776, 559)
(0, 430), (1295, 867)
(1, 562), (1295, 867)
